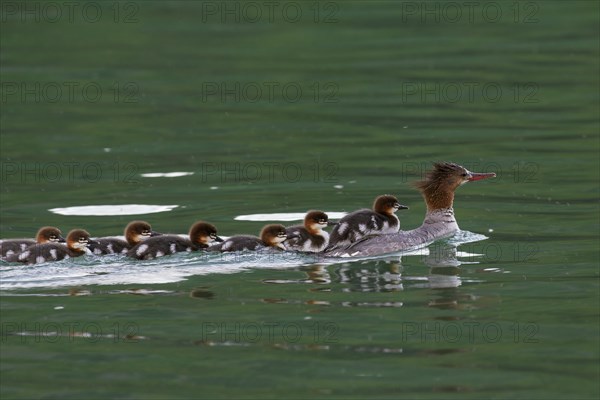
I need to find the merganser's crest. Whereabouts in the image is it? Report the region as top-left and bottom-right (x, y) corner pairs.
(414, 162), (494, 211)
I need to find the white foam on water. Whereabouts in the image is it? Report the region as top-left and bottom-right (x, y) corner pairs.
(49, 204), (179, 216)
(235, 212), (347, 222)
(140, 172), (194, 178)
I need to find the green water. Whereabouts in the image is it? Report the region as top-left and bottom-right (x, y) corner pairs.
(1, 1), (599, 399)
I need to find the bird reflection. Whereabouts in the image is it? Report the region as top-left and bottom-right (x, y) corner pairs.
(335, 258), (404, 292)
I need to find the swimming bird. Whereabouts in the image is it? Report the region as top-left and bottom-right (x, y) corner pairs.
(6, 229), (97, 264)
(88, 221), (160, 255)
(284, 210), (334, 253)
(127, 221), (223, 260)
(212, 224), (288, 252)
(326, 195), (408, 251)
(1, 226), (65, 258)
(326, 162), (495, 257)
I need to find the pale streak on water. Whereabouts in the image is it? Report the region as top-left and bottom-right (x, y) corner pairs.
(48, 204), (179, 216)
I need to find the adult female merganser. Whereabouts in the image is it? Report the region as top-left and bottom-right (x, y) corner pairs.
(326, 162), (495, 257)
(127, 221), (223, 260)
(1, 226), (65, 258)
(284, 210), (333, 253)
(6, 229), (97, 264)
(88, 221), (160, 255)
(326, 195), (408, 251)
(212, 224), (288, 252)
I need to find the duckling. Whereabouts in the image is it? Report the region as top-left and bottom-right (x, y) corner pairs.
(128, 221), (222, 260)
(284, 210), (334, 253)
(1, 226), (65, 258)
(6, 229), (97, 264)
(88, 220), (160, 255)
(327, 195), (408, 251)
(211, 224), (287, 252)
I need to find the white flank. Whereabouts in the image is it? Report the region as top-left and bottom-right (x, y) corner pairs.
(136, 244), (148, 256)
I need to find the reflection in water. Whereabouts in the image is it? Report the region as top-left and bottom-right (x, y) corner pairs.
(189, 287), (215, 299)
(261, 241), (489, 311)
(337, 259), (404, 292)
(262, 265), (331, 285)
(260, 242), (478, 292)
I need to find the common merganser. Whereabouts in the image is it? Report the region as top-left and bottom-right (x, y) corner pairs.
(6, 229), (97, 264)
(284, 210), (333, 253)
(127, 221), (223, 260)
(88, 221), (160, 255)
(212, 224), (288, 252)
(326, 195), (408, 251)
(0, 226), (65, 258)
(326, 162), (495, 257)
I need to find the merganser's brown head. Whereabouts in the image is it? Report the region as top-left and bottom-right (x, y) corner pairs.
(124, 221), (161, 245)
(373, 195), (409, 216)
(413, 162), (496, 211)
(260, 224), (288, 250)
(36, 226), (65, 244)
(66, 229), (96, 253)
(303, 210), (332, 233)
(189, 221), (223, 245)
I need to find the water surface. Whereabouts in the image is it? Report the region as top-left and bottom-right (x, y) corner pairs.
(1, 1), (598, 399)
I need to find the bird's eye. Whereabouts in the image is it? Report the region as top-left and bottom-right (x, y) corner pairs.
(461, 173), (468, 177)
(210, 233), (217, 238)
(319, 219), (326, 223)
(79, 237), (87, 242)
(49, 235), (56, 240)
(143, 230), (150, 235)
